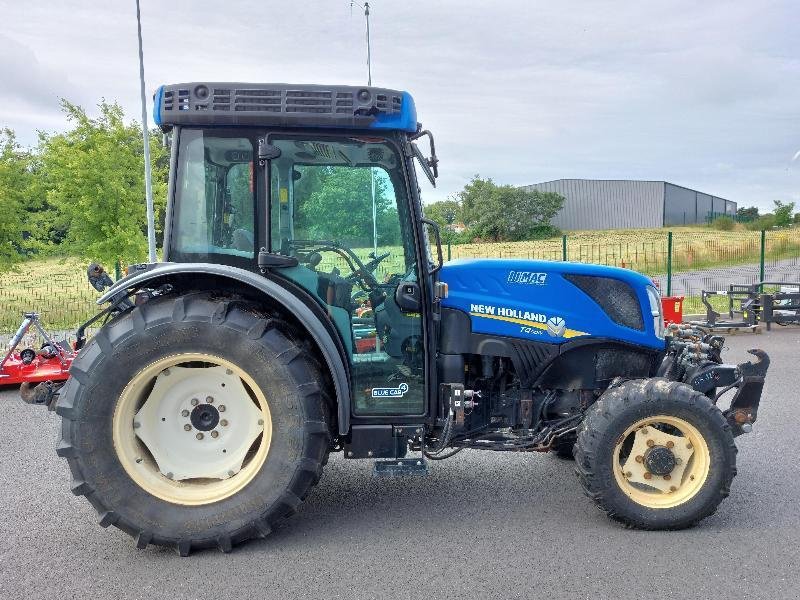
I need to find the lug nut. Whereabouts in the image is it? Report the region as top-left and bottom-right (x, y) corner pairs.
(666, 441), (674, 449)
(635, 455), (644, 463)
(663, 474), (671, 481)
(184, 424), (192, 431)
(220, 419), (228, 427)
(625, 471), (632, 477)
(196, 433), (204, 440)
(191, 398), (199, 406)
(646, 439), (655, 447)
(643, 472), (652, 480)
(641, 427), (649, 434)
(206, 396), (214, 404)
(181, 409), (189, 417)
(226, 369), (233, 375)
(211, 430), (219, 438)
(669, 486), (677, 492)
(686, 442), (693, 449)
(218, 405), (226, 412)
(675, 458), (682, 465)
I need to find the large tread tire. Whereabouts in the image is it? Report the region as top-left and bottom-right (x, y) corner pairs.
(56, 292), (331, 555)
(574, 378), (737, 530)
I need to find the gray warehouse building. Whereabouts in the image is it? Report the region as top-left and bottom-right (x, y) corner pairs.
(522, 179), (736, 231)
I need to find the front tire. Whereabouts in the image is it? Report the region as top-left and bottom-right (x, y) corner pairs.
(574, 379), (737, 529)
(56, 293), (331, 554)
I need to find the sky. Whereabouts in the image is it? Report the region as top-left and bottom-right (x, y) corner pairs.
(1, 0), (798, 211)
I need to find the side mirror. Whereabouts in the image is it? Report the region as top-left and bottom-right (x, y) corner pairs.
(395, 281), (422, 313)
(421, 218), (444, 274)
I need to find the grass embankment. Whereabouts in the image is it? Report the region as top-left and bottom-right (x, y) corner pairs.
(0, 257), (97, 336)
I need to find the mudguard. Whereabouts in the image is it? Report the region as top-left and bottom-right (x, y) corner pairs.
(96, 262), (352, 435)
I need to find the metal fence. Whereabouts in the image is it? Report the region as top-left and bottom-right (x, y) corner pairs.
(449, 229), (800, 315)
(1, 229), (799, 338)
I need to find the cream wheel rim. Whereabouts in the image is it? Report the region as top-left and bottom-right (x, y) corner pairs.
(612, 414), (711, 509)
(112, 353), (272, 506)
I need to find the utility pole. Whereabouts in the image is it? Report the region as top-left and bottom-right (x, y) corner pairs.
(136, 0), (157, 263)
(365, 2), (372, 85)
(352, 1), (377, 256)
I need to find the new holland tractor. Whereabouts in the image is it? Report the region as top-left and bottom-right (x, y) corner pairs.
(52, 83), (769, 554)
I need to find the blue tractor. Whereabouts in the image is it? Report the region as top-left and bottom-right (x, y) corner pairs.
(55, 83), (769, 554)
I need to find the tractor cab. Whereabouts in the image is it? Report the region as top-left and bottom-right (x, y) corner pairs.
(159, 83), (441, 422)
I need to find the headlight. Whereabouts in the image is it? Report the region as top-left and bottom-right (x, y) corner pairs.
(646, 286), (665, 339)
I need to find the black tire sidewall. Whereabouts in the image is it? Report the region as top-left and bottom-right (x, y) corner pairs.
(63, 295), (324, 545)
(578, 381), (736, 529)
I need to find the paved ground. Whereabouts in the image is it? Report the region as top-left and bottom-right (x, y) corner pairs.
(652, 257), (800, 297)
(1, 329), (799, 600)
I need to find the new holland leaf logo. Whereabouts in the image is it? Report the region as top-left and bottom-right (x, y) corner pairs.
(546, 316), (566, 337)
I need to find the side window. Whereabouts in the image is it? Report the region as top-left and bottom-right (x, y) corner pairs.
(172, 130), (255, 261)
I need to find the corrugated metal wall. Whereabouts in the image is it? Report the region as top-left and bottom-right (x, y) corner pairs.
(664, 183), (737, 225)
(664, 184), (697, 225)
(522, 179), (664, 230)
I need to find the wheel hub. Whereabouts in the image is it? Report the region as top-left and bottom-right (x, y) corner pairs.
(643, 445), (676, 475)
(190, 403), (220, 431)
(132, 365), (265, 481)
(617, 422), (698, 496)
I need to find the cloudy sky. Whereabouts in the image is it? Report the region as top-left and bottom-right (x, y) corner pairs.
(2, 1), (798, 210)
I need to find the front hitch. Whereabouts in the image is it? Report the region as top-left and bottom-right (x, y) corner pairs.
(720, 349), (770, 437)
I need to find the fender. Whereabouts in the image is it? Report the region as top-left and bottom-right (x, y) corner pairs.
(97, 262), (352, 435)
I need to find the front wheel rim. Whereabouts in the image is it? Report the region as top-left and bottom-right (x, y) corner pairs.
(612, 414), (711, 509)
(112, 353), (272, 506)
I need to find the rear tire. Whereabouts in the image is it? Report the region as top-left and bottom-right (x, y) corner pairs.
(56, 292), (331, 555)
(574, 379), (736, 530)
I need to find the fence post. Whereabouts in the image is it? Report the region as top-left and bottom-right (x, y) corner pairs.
(447, 240), (451, 262)
(562, 234), (567, 261)
(666, 231), (673, 296)
(114, 260), (121, 280)
(759, 229), (766, 290)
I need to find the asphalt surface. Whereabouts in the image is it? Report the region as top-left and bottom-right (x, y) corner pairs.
(652, 257), (800, 296)
(1, 328), (799, 600)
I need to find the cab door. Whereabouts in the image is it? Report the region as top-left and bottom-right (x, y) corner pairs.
(265, 133), (428, 417)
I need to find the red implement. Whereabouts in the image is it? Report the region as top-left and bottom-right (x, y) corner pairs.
(0, 352), (73, 385)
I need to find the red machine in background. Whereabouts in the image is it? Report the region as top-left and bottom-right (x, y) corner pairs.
(0, 312), (75, 405)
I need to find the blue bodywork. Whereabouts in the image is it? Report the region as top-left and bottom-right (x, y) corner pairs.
(440, 259), (665, 351)
(368, 91), (417, 133)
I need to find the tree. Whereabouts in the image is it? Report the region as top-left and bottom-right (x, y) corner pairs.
(736, 206), (759, 222)
(459, 176), (564, 242)
(0, 129), (32, 269)
(423, 198), (462, 230)
(37, 100), (168, 267)
(293, 166), (400, 247)
(773, 200), (795, 227)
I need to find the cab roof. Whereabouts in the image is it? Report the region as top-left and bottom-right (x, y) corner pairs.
(153, 82), (418, 133)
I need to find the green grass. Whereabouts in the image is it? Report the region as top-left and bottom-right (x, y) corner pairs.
(0, 257), (97, 335)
